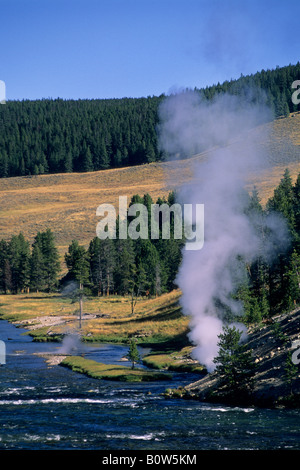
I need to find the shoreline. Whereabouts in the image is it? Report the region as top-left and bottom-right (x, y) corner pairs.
(1, 293), (299, 408)
(165, 308), (300, 409)
(0, 291), (205, 376)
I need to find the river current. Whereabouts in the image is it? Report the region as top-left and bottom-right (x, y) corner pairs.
(0, 320), (299, 450)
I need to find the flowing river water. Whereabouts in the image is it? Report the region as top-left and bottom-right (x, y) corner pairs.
(0, 320), (299, 450)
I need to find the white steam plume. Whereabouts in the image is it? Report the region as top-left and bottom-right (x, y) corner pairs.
(158, 90), (287, 372)
(58, 332), (81, 355)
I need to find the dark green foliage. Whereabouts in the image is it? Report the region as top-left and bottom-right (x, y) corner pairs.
(266, 170), (300, 313)
(8, 233), (31, 293)
(113, 237), (136, 296)
(213, 326), (256, 397)
(267, 168), (297, 233)
(129, 263), (148, 315)
(85, 191), (183, 299)
(286, 250), (300, 307)
(270, 321), (289, 345)
(284, 352), (298, 395)
(30, 243), (45, 292)
(32, 229), (61, 291)
(0, 171), (299, 325)
(0, 192), (183, 297)
(0, 63), (300, 178)
(88, 237), (116, 296)
(65, 240), (90, 286)
(238, 169), (300, 322)
(0, 96), (164, 177)
(126, 339), (141, 369)
(0, 240), (11, 293)
(0, 229), (60, 294)
(294, 174), (300, 235)
(199, 62), (300, 119)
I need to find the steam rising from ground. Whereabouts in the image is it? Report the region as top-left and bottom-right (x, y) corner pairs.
(59, 281), (82, 354)
(58, 332), (81, 355)
(158, 91), (287, 371)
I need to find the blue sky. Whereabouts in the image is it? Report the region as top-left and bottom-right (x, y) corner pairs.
(1, 0), (300, 101)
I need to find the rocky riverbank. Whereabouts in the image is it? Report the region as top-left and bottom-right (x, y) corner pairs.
(165, 307), (300, 408)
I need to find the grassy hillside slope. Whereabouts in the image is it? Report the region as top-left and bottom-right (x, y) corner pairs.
(0, 113), (299, 260)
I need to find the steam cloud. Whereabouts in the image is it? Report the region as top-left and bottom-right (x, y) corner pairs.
(59, 281), (83, 354)
(60, 280), (79, 297)
(58, 332), (81, 355)
(158, 90), (288, 372)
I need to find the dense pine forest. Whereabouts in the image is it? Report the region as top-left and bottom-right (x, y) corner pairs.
(0, 62), (299, 178)
(0, 191), (183, 299)
(0, 171), (299, 326)
(240, 169), (300, 321)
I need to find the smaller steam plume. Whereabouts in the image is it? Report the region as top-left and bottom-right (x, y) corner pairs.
(59, 281), (83, 353)
(158, 90), (290, 372)
(60, 280), (79, 297)
(58, 332), (81, 355)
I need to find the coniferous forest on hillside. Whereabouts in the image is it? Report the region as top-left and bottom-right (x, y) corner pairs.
(0, 62), (299, 178)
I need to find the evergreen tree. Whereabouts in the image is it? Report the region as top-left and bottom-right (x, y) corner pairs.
(20, 158), (26, 176)
(89, 237), (103, 296)
(0, 151), (8, 177)
(126, 339), (141, 369)
(0, 240), (11, 293)
(64, 151), (73, 173)
(213, 326), (256, 399)
(284, 352), (298, 396)
(3, 259), (12, 294)
(30, 243), (45, 292)
(8, 233), (31, 293)
(267, 168), (296, 232)
(293, 173), (300, 250)
(83, 145), (94, 172)
(245, 187), (264, 225)
(65, 240), (90, 327)
(156, 237), (182, 291)
(145, 143), (156, 163)
(88, 237), (116, 296)
(113, 237), (136, 296)
(154, 262), (163, 297)
(135, 239), (161, 296)
(33, 229), (60, 291)
(130, 263), (147, 314)
(1, 63), (300, 178)
(65, 240), (90, 286)
(285, 250), (300, 308)
(98, 139), (110, 169)
(247, 297), (263, 324)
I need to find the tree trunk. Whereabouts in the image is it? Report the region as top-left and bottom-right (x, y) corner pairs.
(79, 282), (83, 328)
(107, 273), (110, 296)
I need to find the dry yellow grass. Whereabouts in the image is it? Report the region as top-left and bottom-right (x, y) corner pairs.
(0, 113), (299, 262)
(0, 290), (188, 344)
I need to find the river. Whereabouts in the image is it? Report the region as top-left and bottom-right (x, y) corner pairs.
(0, 319), (299, 450)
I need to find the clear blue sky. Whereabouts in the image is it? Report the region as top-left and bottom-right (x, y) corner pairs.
(1, 0), (300, 101)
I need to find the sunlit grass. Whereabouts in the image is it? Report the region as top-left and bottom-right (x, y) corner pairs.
(0, 113), (299, 256)
(61, 356), (172, 382)
(0, 290), (208, 372)
(0, 290), (190, 346)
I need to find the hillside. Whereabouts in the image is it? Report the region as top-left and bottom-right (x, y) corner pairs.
(1, 63), (299, 180)
(0, 112), (299, 259)
(174, 307), (300, 408)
